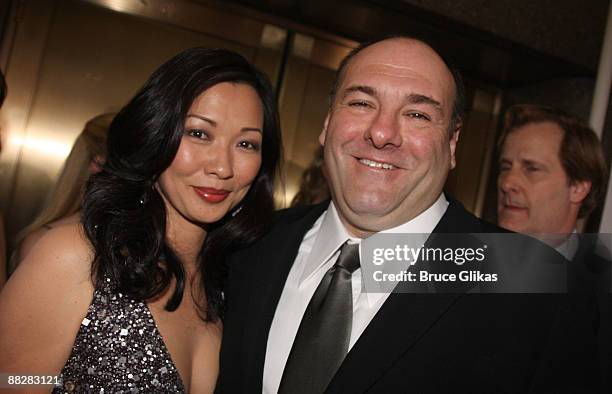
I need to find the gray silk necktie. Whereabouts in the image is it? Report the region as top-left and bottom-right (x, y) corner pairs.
(278, 242), (360, 394)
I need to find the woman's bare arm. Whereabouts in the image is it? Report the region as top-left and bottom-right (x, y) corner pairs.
(0, 223), (94, 391)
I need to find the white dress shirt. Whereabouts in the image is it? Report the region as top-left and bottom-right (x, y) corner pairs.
(262, 194), (449, 394)
(555, 230), (579, 261)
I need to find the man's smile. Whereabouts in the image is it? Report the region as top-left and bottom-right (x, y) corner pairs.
(358, 158), (397, 170)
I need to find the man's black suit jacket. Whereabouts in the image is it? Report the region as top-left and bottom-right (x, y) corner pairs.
(570, 236), (612, 394)
(217, 198), (601, 393)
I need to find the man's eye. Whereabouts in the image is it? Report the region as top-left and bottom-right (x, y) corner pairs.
(526, 166), (539, 172)
(348, 100), (371, 108)
(407, 112), (430, 121)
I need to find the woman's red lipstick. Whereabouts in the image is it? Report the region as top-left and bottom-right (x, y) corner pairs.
(193, 187), (229, 203)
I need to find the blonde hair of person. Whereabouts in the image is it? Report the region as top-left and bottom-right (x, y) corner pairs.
(10, 113), (114, 271)
(290, 147), (330, 207)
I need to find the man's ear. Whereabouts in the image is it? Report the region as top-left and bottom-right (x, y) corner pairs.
(569, 180), (591, 205)
(319, 113), (330, 146)
(449, 121), (461, 170)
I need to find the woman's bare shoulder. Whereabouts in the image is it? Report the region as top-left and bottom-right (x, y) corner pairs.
(0, 222), (95, 374)
(51, 212), (81, 225)
(18, 226), (49, 262)
(18, 214), (82, 262)
(26, 222), (93, 273)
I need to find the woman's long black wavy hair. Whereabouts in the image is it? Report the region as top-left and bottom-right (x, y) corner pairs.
(82, 48), (281, 322)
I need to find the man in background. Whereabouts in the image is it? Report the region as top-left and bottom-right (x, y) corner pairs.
(497, 104), (607, 247)
(497, 103), (611, 392)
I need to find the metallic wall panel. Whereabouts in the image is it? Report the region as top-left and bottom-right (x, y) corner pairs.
(277, 34), (354, 204)
(281, 63), (335, 203)
(278, 56), (310, 164)
(0, 0), (55, 210)
(288, 65), (334, 170)
(84, 0), (266, 49)
(445, 86), (502, 215)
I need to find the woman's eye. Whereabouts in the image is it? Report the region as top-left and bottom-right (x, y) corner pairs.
(237, 140), (260, 151)
(187, 129), (209, 140)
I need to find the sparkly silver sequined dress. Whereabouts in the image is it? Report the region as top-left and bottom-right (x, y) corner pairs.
(53, 278), (186, 393)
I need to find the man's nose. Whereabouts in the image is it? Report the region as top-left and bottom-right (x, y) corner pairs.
(205, 144), (234, 179)
(365, 110), (402, 148)
(498, 168), (521, 193)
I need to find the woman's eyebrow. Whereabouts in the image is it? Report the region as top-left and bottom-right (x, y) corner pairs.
(187, 114), (216, 126)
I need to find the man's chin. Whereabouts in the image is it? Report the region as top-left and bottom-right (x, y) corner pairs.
(498, 218), (527, 233)
(344, 197), (397, 218)
(337, 199), (404, 235)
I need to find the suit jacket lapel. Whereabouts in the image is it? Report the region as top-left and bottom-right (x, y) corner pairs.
(327, 198), (484, 393)
(328, 292), (461, 393)
(243, 202), (329, 390)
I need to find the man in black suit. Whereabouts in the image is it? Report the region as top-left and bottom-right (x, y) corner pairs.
(218, 37), (602, 393)
(497, 103), (611, 392)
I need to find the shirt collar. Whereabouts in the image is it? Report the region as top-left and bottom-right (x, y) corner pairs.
(300, 202), (353, 283)
(300, 193), (449, 283)
(555, 229), (579, 260)
(379, 193), (449, 235)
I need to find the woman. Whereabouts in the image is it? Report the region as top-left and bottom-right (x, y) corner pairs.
(0, 47), (280, 393)
(10, 112), (112, 270)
